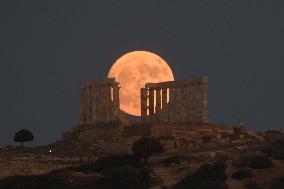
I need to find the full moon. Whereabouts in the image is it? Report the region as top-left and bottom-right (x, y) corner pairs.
(108, 51), (174, 116)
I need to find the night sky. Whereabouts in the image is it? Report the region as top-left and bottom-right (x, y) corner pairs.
(1, 1), (284, 145)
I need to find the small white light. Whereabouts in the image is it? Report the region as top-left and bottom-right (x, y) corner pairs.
(49, 149), (52, 153)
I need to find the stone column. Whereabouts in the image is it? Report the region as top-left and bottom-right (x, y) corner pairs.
(175, 87), (182, 121)
(148, 88), (155, 118)
(86, 85), (92, 124)
(180, 87), (188, 122)
(195, 85), (202, 122)
(96, 85), (104, 123)
(80, 87), (86, 124)
(155, 88), (161, 113)
(155, 88), (161, 122)
(91, 86), (97, 123)
(161, 88), (168, 122)
(140, 88), (148, 121)
(201, 82), (208, 122)
(188, 84), (194, 122)
(105, 84), (111, 122)
(113, 84), (120, 120)
(168, 87), (175, 122)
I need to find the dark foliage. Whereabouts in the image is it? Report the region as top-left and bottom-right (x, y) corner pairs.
(0, 164), (151, 189)
(94, 165), (150, 189)
(232, 168), (252, 180)
(272, 180), (284, 189)
(175, 161), (228, 189)
(194, 162), (227, 182)
(262, 139), (284, 159)
(249, 156), (273, 169)
(131, 137), (164, 161)
(77, 154), (151, 189)
(109, 165), (144, 189)
(163, 155), (188, 166)
(234, 155), (255, 168)
(245, 181), (263, 189)
(213, 161), (226, 171)
(0, 175), (69, 189)
(201, 135), (213, 143)
(270, 177), (284, 189)
(13, 129), (34, 146)
(78, 154), (138, 174)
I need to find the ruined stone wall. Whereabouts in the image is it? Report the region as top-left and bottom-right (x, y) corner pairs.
(140, 77), (208, 124)
(80, 78), (120, 124)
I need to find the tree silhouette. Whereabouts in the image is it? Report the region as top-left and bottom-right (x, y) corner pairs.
(14, 129), (34, 147)
(131, 137), (164, 162)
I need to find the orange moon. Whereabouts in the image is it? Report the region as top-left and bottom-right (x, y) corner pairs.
(108, 51), (174, 116)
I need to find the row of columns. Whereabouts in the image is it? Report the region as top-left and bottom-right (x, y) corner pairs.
(80, 79), (120, 124)
(141, 78), (208, 123)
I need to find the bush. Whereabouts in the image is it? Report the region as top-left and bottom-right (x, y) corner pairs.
(0, 175), (68, 189)
(272, 180), (284, 189)
(78, 154), (152, 189)
(270, 177), (284, 189)
(109, 165), (143, 189)
(234, 155), (254, 168)
(262, 139), (284, 159)
(249, 156), (273, 169)
(175, 162), (228, 189)
(94, 165), (150, 189)
(163, 155), (188, 166)
(194, 162), (227, 182)
(232, 168), (252, 180)
(245, 181), (263, 189)
(132, 137), (164, 162)
(213, 161), (226, 171)
(78, 154), (138, 174)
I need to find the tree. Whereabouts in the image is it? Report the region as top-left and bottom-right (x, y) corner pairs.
(14, 129), (34, 147)
(232, 168), (252, 180)
(175, 162), (228, 189)
(109, 165), (144, 189)
(262, 139), (284, 159)
(78, 154), (138, 174)
(249, 156), (273, 169)
(0, 175), (67, 189)
(131, 137), (164, 162)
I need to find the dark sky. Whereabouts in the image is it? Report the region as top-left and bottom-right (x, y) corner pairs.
(0, 0), (284, 145)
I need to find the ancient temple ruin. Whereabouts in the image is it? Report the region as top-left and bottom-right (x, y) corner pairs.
(140, 77), (208, 123)
(60, 76), (256, 153)
(79, 78), (120, 124)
